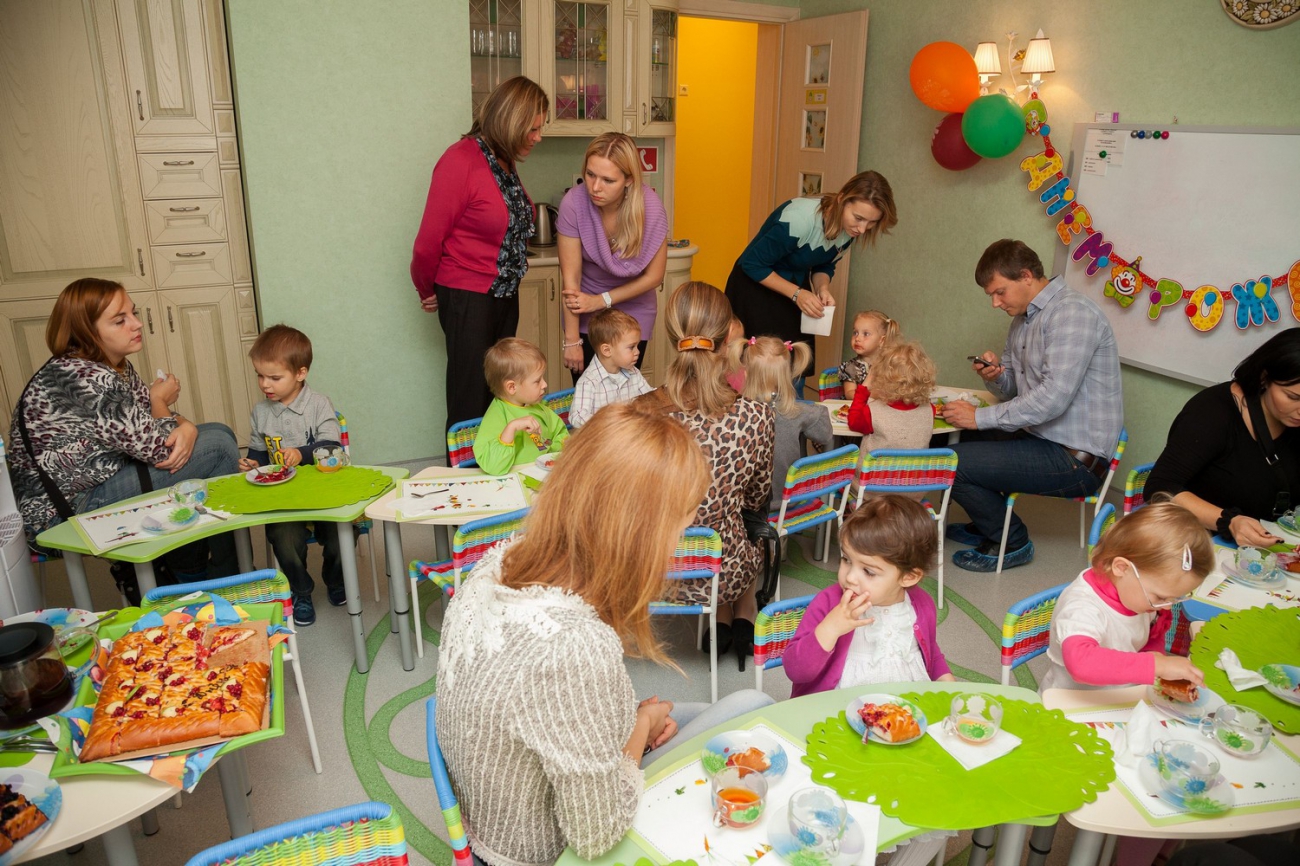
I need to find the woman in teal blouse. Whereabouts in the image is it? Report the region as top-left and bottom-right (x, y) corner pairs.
(725, 171), (897, 376)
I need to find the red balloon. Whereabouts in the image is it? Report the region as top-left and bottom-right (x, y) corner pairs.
(931, 112), (981, 171)
(909, 42), (979, 113)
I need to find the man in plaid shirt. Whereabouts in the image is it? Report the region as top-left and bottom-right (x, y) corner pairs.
(569, 309), (653, 427)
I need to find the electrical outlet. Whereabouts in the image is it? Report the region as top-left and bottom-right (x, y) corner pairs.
(679, 84), (689, 96)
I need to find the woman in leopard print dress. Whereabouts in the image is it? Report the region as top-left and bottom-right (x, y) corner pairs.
(634, 281), (775, 664)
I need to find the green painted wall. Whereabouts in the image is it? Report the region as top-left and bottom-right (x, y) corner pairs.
(800, 0), (1300, 472)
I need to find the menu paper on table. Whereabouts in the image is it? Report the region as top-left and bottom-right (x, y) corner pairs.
(393, 475), (527, 522)
(72, 494), (229, 553)
(630, 723), (881, 864)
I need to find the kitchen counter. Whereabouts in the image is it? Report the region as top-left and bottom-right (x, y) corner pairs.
(524, 243), (698, 268)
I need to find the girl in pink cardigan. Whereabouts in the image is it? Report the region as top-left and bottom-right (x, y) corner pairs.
(783, 495), (956, 696)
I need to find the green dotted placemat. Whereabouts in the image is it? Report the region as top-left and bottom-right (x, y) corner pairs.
(1191, 605), (1300, 733)
(803, 692), (1114, 830)
(207, 466), (392, 513)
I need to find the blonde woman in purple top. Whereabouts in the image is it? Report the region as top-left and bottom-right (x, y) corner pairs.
(558, 133), (670, 380)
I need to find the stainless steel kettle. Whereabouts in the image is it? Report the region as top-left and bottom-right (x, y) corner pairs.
(533, 203), (558, 246)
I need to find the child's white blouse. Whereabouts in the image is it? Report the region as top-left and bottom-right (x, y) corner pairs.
(837, 595), (928, 688)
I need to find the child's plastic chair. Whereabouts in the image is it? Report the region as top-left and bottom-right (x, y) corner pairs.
(183, 801), (408, 866)
(446, 418), (482, 468)
(996, 427), (1128, 572)
(768, 444), (859, 575)
(651, 527), (722, 701)
(753, 594), (817, 691)
(1000, 582), (1070, 686)
(143, 568), (322, 774)
(1086, 502), (1117, 558)
(816, 366), (843, 401)
(854, 448), (959, 608)
(1123, 461), (1155, 514)
(543, 388), (575, 429)
(426, 696), (473, 865)
(407, 507), (530, 657)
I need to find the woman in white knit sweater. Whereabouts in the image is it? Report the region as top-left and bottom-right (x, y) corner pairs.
(435, 402), (774, 866)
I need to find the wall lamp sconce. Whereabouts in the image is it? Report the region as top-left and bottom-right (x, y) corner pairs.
(977, 29), (1055, 101)
(973, 42), (1001, 94)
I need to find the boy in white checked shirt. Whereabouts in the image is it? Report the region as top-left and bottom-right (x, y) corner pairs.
(569, 309), (652, 427)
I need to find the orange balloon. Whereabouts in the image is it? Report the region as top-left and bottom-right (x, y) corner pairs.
(909, 42), (979, 113)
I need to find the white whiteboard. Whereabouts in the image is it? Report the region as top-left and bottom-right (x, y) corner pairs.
(1052, 124), (1300, 387)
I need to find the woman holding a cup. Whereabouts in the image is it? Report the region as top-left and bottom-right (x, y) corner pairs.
(8, 278), (241, 599)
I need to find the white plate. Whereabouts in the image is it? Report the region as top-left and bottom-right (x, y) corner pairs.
(844, 693), (928, 745)
(1146, 682), (1225, 723)
(535, 454), (557, 472)
(140, 506), (201, 534)
(1261, 664), (1300, 707)
(244, 466), (296, 486)
(699, 729), (789, 783)
(1220, 560), (1288, 590)
(0, 769), (62, 866)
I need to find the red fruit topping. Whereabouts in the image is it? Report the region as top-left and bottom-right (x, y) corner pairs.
(207, 671), (218, 681)
(145, 696), (160, 706)
(130, 710), (146, 719)
(186, 627), (202, 640)
(226, 682), (243, 698)
(152, 633), (166, 644)
(138, 661), (154, 671)
(112, 706), (126, 718)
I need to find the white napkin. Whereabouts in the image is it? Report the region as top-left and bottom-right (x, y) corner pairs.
(1216, 648), (1269, 690)
(1113, 700), (1166, 769)
(801, 305), (835, 337)
(928, 725), (1022, 771)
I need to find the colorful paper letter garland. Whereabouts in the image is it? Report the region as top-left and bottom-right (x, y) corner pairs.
(1018, 98), (1298, 334)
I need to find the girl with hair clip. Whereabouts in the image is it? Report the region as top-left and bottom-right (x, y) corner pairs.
(1042, 496), (1214, 693)
(839, 309), (900, 400)
(846, 340), (937, 453)
(737, 336), (833, 509)
(559, 132), (670, 379)
(726, 171), (898, 380)
(435, 402), (773, 865)
(635, 282), (775, 665)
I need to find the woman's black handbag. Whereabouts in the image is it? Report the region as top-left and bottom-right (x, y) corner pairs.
(742, 509), (782, 610)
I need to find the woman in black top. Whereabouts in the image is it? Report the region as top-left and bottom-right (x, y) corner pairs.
(1147, 328), (1300, 547)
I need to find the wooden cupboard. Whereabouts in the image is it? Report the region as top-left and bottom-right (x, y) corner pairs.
(0, 0), (257, 446)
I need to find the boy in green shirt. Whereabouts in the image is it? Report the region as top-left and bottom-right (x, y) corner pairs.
(472, 338), (568, 475)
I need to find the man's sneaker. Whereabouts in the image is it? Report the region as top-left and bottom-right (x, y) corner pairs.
(945, 522), (985, 546)
(327, 585), (347, 607)
(293, 595), (316, 626)
(952, 540), (1035, 573)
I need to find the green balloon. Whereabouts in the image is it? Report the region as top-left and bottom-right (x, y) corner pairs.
(961, 94), (1026, 158)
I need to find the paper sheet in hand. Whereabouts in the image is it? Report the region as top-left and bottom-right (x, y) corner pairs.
(801, 304), (835, 337)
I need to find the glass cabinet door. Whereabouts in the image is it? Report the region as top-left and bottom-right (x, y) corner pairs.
(469, 0), (525, 115)
(646, 6), (676, 128)
(547, 0), (619, 132)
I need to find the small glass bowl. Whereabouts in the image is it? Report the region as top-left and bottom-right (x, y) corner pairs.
(313, 445), (350, 473)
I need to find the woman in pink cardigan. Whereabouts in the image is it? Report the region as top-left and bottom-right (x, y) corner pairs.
(410, 77), (548, 437)
(782, 495), (955, 698)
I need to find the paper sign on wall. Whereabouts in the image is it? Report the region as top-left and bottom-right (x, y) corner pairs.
(638, 146), (658, 173)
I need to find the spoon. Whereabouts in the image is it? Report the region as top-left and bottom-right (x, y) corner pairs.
(410, 487), (451, 499)
(196, 504), (228, 521)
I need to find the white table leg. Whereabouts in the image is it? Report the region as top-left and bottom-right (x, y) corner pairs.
(99, 822), (140, 866)
(1067, 829), (1106, 866)
(139, 807), (160, 836)
(216, 752), (253, 839)
(1097, 834), (1117, 866)
(991, 824), (1028, 866)
(947, 430), (960, 446)
(336, 521), (369, 674)
(234, 528), (255, 573)
(383, 521), (415, 671)
(64, 551), (94, 611)
(132, 561), (158, 597)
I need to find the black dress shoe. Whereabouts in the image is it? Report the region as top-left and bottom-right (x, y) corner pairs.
(732, 618), (755, 672)
(703, 621), (733, 656)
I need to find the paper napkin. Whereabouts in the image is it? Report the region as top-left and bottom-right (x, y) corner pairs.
(928, 724), (1022, 771)
(1216, 647), (1269, 690)
(801, 305), (835, 337)
(1112, 700), (1164, 768)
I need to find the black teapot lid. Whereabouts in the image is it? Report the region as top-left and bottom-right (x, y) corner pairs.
(0, 622), (55, 666)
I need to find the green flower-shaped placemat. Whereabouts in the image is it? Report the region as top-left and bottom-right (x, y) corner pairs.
(803, 693), (1114, 830)
(207, 466), (392, 513)
(1190, 605), (1300, 733)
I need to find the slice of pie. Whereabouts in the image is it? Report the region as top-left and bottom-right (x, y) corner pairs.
(857, 702), (922, 743)
(1157, 678), (1199, 704)
(0, 783), (48, 848)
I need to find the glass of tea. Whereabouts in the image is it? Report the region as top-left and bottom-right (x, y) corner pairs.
(944, 693), (1003, 744)
(710, 766), (767, 828)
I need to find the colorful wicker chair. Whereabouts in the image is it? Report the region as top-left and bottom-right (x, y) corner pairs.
(855, 448), (959, 608)
(184, 801), (408, 866)
(816, 366), (844, 401)
(769, 444), (859, 572)
(408, 507), (530, 657)
(143, 568), (321, 773)
(1000, 582), (1070, 686)
(1124, 461), (1156, 514)
(996, 427), (1128, 573)
(426, 696), (473, 865)
(651, 527), (722, 700)
(1086, 503), (1118, 558)
(446, 418), (482, 468)
(543, 388), (575, 429)
(753, 594), (817, 691)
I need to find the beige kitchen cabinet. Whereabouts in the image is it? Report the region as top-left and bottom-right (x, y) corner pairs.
(0, 0), (260, 451)
(116, 0), (216, 139)
(640, 245), (695, 387)
(627, 1), (677, 137)
(515, 265), (567, 389)
(0, 0), (152, 299)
